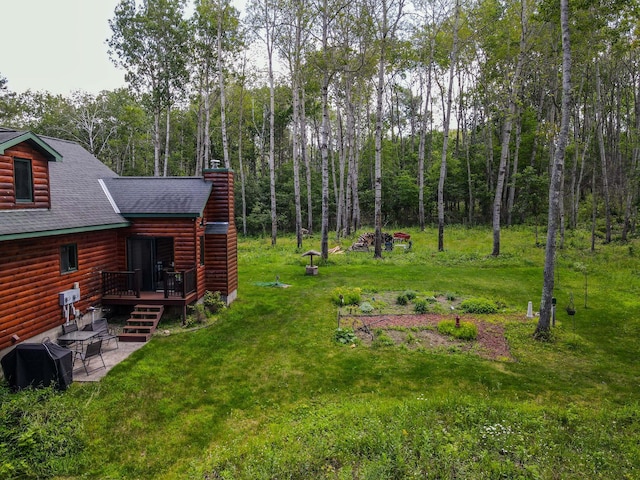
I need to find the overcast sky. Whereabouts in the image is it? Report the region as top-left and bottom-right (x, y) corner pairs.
(2, 0), (128, 96)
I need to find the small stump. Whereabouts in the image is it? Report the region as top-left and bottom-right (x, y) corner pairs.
(306, 265), (318, 275)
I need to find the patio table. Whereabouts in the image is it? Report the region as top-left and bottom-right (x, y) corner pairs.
(57, 329), (99, 351)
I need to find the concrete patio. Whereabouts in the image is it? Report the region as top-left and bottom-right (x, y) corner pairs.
(71, 340), (147, 382)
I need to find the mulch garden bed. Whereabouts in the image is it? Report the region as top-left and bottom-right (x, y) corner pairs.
(342, 313), (514, 361)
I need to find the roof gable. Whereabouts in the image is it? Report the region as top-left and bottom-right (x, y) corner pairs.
(102, 177), (213, 217)
(0, 130), (128, 240)
(0, 128), (63, 162)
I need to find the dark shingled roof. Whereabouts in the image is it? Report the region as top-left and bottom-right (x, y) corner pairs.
(0, 129), (128, 240)
(102, 177), (212, 216)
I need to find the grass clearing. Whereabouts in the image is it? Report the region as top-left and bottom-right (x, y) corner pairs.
(2, 226), (640, 478)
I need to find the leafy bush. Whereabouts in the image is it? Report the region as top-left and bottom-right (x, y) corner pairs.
(396, 294), (409, 306)
(0, 385), (84, 478)
(186, 303), (208, 327)
(331, 287), (361, 306)
(460, 297), (499, 314)
(203, 290), (226, 314)
(372, 330), (395, 348)
(437, 319), (478, 340)
(334, 328), (358, 345)
(359, 302), (374, 313)
(404, 290), (417, 300)
(414, 299), (430, 314)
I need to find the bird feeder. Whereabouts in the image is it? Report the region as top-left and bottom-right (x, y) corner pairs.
(301, 250), (321, 275)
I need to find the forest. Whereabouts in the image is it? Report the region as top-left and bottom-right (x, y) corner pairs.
(0, 0), (638, 247)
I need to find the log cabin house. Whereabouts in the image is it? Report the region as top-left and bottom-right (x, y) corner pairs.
(0, 128), (237, 358)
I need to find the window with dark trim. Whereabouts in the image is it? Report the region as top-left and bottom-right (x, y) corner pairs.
(200, 237), (205, 266)
(14, 158), (33, 202)
(60, 244), (78, 273)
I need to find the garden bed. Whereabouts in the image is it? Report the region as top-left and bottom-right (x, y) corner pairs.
(342, 313), (514, 361)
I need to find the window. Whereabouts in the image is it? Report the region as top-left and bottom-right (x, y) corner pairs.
(14, 158), (33, 202)
(200, 237), (205, 266)
(60, 244), (78, 273)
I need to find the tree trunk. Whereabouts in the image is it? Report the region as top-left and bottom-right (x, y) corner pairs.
(320, 0), (330, 260)
(492, 0), (526, 255)
(268, 39), (277, 246)
(536, 0), (571, 338)
(163, 105), (171, 176)
(218, 5), (230, 169)
(595, 61), (612, 244)
(153, 107), (161, 176)
(438, 0), (460, 252)
(238, 57), (248, 236)
(373, 3), (386, 259)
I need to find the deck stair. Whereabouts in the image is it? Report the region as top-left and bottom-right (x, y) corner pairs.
(118, 305), (164, 342)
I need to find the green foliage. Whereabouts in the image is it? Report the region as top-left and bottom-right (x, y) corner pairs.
(372, 330), (395, 348)
(334, 328), (358, 345)
(359, 301), (374, 313)
(331, 287), (362, 306)
(203, 290), (226, 314)
(0, 385), (83, 478)
(186, 303), (208, 327)
(414, 299), (430, 314)
(460, 297), (499, 314)
(396, 294), (409, 305)
(438, 320), (478, 340)
(404, 290), (417, 300)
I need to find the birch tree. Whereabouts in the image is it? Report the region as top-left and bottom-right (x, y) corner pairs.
(108, 0), (190, 177)
(247, 0), (280, 246)
(536, 0), (571, 338)
(437, 0), (460, 252)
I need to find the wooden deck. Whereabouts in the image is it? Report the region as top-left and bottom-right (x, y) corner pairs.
(101, 290), (198, 308)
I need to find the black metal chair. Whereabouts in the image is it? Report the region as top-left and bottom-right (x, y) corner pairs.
(74, 339), (106, 375)
(86, 318), (119, 350)
(58, 322), (79, 350)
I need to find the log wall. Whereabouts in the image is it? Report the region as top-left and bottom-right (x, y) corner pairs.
(0, 230), (120, 350)
(203, 169), (238, 299)
(0, 144), (51, 209)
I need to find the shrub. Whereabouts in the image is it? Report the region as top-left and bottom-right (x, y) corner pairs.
(331, 287), (361, 306)
(359, 302), (374, 314)
(438, 320), (478, 340)
(0, 385), (84, 478)
(372, 330), (395, 348)
(396, 294), (409, 306)
(186, 303), (208, 327)
(404, 290), (417, 300)
(334, 328), (358, 345)
(203, 290), (226, 314)
(460, 297), (498, 314)
(414, 299), (430, 314)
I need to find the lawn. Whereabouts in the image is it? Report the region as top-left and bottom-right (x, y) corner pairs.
(3, 226), (640, 479)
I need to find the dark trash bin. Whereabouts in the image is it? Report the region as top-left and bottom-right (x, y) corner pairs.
(1, 342), (73, 391)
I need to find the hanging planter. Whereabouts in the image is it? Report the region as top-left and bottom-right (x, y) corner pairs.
(566, 292), (576, 316)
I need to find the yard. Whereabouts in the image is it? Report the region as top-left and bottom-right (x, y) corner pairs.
(2, 226), (640, 479)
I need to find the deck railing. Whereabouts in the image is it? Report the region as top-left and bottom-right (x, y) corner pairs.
(163, 268), (196, 298)
(102, 270), (141, 297)
(102, 268), (196, 299)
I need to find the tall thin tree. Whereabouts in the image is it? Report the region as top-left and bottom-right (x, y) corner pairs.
(536, 0), (572, 338)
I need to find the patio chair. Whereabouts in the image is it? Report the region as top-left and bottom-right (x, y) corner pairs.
(82, 318), (118, 348)
(88, 318), (119, 350)
(74, 339), (106, 375)
(58, 322), (79, 350)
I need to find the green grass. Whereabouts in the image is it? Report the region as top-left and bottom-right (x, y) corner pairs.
(3, 226), (640, 478)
